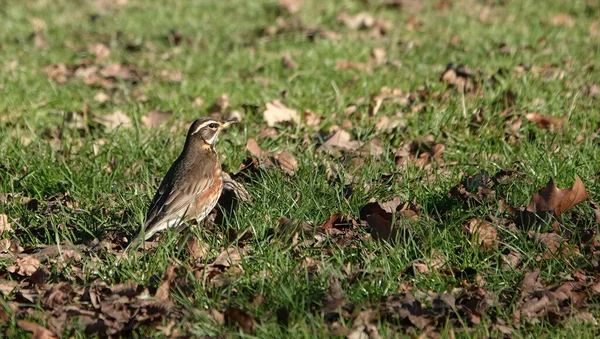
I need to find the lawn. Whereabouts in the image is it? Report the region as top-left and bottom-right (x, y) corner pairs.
(1, 0), (599, 337)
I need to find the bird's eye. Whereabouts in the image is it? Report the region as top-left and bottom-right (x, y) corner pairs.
(208, 123), (219, 129)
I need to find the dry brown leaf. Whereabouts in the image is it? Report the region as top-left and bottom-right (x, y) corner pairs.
(187, 236), (209, 260)
(245, 139), (263, 158)
(282, 55), (298, 70)
(224, 307), (254, 334)
(278, 0), (301, 14)
(337, 11), (375, 30)
(141, 109), (172, 129)
(465, 219), (497, 251)
(212, 248), (242, 268)
(263, 100), (299, 127)
(335, 60), (371, 73)
(0, 214), (13, 233)
(521, 270), (543, 296)
(88, 43), (111, 62)
(95, 110), (132, 130)
(319, 130), (359, 153)
(34, 33), (48, 50)
(94, 92), (110, 103)
(525, 113), (566, 129)
(274, 151), (298, 176)
(552, 13), (575, 27)
(526, 176), (589, 218)
(155, 266), (176, 301)
(17, 320), (57, 339)
(371, 47), (387, 66)
(590, 21), (599, 37)
(535, 232), (567, 255)
(502, 252), (521, 270)
(440, 63), (474, 91)
(302, 109), (321, 127)
(12, 256), (41, 276)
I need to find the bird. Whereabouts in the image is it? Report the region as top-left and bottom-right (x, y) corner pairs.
(126, 117), (238, 252)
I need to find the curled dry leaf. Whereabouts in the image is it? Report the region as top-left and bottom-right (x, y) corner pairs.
(335, 60), (371, 73)
(525, 113), (566, 130)
(263, 100), (299, 127)
(88, 43), (111, 62)
(440, 63), (474, 92)
(302, 109), (321, 127)
(273, 151), (298, 176)
(141, 109), (172, 129)
(0, 214), (13, 233)
(95, 110), (132, 130)
(552, 13), (575, 27)
(17, 320), (58, 339)
(337, 11), (375, 29)
(212, 248), (242, 268)
(465, 219), (497, 251)
(318, 130), (360, 154)
(187, 235), (209, 260)
(222, 172), (251, 202)
(282, 55), (298, 70)
(526, 176), (589, 218)
(8, 256), (41, 276)
(224, 307), (254, 334)
(155, 265), (176, 301)
(245, 139), (263, 158)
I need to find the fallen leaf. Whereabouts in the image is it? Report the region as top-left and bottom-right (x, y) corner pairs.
(263, 100), (299, 127)
(371, 47), (387, 66)
(526, 176), (589, 218)
(155, 266), (176, 301)
(0, 214), (13, 233)
(502, 252), (521, 269)
(0, 280), (18, 296)
(278, 0), (301, 14)
(318, 130), (359, 154)
(88, 43), (111, 62)
(440, 63), (474, 92)
(552, 13), (574, 27)
(335, 60), (371, 73)
(525, 113), (566, 129)
(187, 236), (209, 260)
(95, 110), (132, 130)
(14, 256), (41, 276)
(273, 151), (298, 176)
(34, 32), (48, 50)
(141, 109), (172, 129)
(302, 109), (321, 127)
(212, 248), (242, 268)
(282, 55), (298, 70)
(245, 139), (263, 157)
(17, 320), (57, 339)
(337, 11), (375, 30)
(465, 219), (497, 251)
(590, 21), (599, 37)
(224, 307), (254, 333)
(94, 92), (110, 103)
(521, 270), (543, 296)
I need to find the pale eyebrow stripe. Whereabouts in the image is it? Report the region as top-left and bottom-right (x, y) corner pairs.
(190, 121), (216, 135)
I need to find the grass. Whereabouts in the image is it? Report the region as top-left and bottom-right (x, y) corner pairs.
(1, 0), (600, 337)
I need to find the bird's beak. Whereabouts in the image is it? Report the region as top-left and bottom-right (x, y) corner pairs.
(221, 118), (239, 129)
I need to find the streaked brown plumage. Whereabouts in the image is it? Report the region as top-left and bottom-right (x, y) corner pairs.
(127, 117), (237, 251)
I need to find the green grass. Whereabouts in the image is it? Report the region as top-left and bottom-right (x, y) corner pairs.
(1, 0), (600, 337)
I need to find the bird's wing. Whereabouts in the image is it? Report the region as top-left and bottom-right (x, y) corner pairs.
(142, 156), (216, 238)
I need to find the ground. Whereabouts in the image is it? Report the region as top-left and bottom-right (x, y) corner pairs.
(1, 0), (600, 337)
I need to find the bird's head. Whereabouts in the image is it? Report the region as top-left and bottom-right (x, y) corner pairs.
(186, 117), (238, 150)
